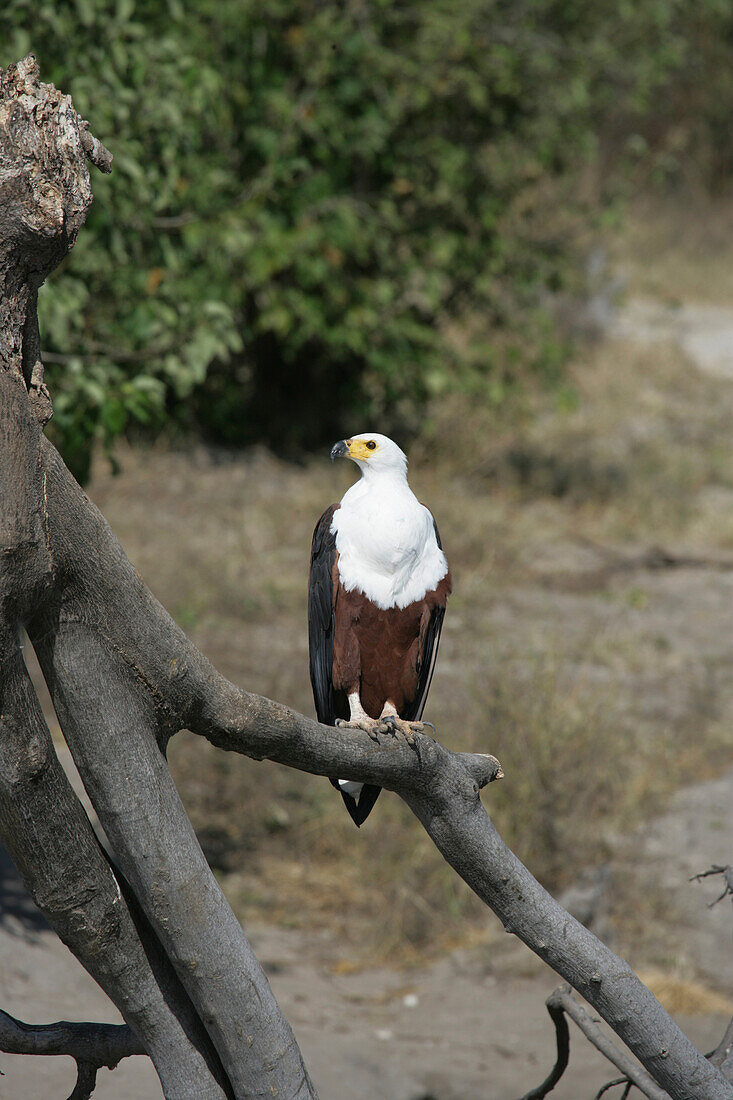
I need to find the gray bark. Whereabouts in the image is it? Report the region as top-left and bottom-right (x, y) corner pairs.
(0, 54), (306, 1100)
(1, 52), (731, 1100)
(0, 1008), (142, 1063)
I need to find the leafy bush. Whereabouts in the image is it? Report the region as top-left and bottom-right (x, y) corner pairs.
(0, 0), (723, 477)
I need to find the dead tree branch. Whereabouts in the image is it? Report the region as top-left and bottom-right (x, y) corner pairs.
(0, 1009), (142, 1100)
(1, 52), (732, 1100)
(518, 986), (669, 1099)
(178, 659), (730, 1096)
(552, 988), (669, 1099)
(691, 865), (733, 907)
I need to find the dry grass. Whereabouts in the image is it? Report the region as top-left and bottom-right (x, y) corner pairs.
(82, 203), (733, 964)
(423, 338), (733, 550)
(635, 970), (733, 1016)
(608, 194), (733, 306)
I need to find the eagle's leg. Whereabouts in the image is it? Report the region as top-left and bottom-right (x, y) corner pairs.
(379, 702), (424, 747)
(335, 692), (389, 741)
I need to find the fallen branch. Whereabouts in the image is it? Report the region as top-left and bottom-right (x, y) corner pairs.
(575, 536), (733, 575)
(517, 986), (669, 1100)
(691, 865), (733, 907)
(0, 1009), (143, 1100)
(551, 989), (669, 1100)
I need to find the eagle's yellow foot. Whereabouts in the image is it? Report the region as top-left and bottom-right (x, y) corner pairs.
(336, 716), (389, 741)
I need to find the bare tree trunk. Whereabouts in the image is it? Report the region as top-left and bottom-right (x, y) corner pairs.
(1, 53), (731, 1100)
(0, 54), (314, 1100)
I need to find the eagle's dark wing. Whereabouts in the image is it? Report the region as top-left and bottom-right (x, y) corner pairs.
(308, 504), (339, 726)
(308, 504), (381, 828)
(404, 517), (448, 723)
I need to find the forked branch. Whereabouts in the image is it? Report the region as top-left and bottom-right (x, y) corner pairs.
(0, 1010), (143, 1100)
(522, 981), (733, 1099)
(550, 988), (668, 1099)
(518, 985), (669, 1100)
(691, 865), (733, 908)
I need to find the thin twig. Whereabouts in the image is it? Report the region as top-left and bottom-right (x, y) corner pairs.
(79, 125), (113, 174)
(594, 1078), (631, 1100)
(690, 865), (733, 907)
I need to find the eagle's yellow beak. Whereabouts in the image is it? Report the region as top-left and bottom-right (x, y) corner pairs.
(330, 438), (377, 463)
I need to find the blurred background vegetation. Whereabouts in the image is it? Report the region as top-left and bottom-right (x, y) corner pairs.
(3, 0), (733, 479)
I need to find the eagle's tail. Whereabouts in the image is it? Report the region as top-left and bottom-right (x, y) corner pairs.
(330, 779), (381, 827)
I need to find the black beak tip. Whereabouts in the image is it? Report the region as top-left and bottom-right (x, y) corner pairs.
(330, 440), (349, 462)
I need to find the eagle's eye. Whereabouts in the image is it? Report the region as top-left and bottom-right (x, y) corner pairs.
(366, 440), (376, 450)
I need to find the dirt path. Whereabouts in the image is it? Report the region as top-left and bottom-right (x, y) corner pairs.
(608, 297), (733, 379)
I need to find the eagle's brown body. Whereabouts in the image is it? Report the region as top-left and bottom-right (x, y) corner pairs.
(332, 554), (451, 718)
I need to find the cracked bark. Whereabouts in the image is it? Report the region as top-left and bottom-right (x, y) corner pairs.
(1, 53), (732, 1100)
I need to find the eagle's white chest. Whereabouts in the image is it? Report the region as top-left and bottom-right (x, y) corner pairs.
(331, 476), (448, 610)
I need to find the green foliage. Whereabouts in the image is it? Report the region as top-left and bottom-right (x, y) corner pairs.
(2, 0), (243, 477)
(0, 1), (724, 475)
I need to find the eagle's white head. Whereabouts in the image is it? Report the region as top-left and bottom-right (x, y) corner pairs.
(330, 433), (408, 479)
(329, 431), (446, 609)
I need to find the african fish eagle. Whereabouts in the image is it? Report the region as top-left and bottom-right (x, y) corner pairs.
(308, 433), (451, 826)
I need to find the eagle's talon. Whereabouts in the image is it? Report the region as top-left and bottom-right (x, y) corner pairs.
(336, 716), (385, 742)
(377, 715), (425, 744)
